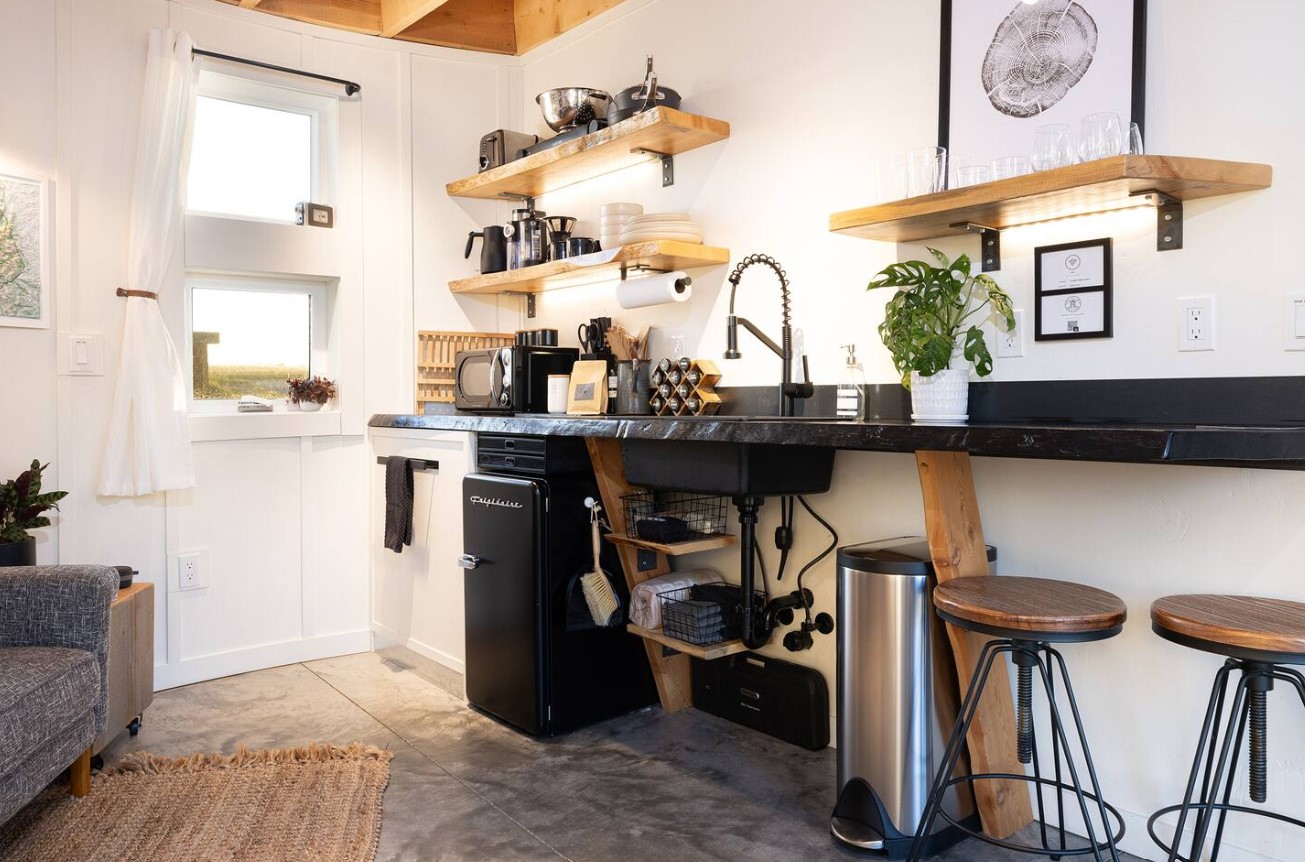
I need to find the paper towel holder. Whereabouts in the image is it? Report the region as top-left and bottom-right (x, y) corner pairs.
(618, 264), (691, 290)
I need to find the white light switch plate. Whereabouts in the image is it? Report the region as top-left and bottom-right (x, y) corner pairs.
(58, 333), (105, 375)
(1285, 294), (1305, 351)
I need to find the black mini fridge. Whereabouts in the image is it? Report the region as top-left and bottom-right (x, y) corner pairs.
(459, 434), (656, 736)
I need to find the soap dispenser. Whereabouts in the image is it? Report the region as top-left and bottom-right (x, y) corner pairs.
(837, 344), (866, 421)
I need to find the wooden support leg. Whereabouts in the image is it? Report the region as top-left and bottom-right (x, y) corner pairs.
(586, 437), (693, 712)
(916, 450), (1033, 839)
(69, 748), (91, 797)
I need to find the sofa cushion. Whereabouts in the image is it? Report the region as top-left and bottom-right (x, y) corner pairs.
(0, 646), (100, 777)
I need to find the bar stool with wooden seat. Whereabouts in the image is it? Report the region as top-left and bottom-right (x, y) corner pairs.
(1148, 595), (1305, 862)
(906, 576), (1127, 862)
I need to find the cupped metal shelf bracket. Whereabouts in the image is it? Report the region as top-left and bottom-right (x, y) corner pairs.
(631, 147), (674, 187)
(1131, 189), (1184, 251)
(950, 222), (1003, 272)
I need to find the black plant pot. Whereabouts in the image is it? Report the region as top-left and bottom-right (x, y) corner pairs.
(0, 538), (36, 567)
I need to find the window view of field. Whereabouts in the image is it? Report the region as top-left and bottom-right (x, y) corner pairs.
(191, 286), (312, 401)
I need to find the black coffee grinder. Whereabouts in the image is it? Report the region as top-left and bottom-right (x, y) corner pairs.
(577, 317), (617, 412)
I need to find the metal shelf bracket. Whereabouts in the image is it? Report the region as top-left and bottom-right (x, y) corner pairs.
(952, 222), (1003, 272)
(1132, 189), (1184, 251)
(632, 147), (674, 187)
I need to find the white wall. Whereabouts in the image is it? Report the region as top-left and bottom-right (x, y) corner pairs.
(0, 0), (505, 689)
(516, 3), (1305, 861)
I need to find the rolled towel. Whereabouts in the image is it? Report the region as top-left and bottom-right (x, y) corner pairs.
(384, 456), (414, 553)
(629, 567), (724, 630)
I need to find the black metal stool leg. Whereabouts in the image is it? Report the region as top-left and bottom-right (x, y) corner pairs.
(1186, 674), (1251, 858)
(1186, 660), (1233, 861)
(905, 640), (1010, 862)
(1045, 647), (1121, 862)
(1160, 663), (1235, 862)
(1044, 645), (1067, 859)
(1032, 652), (1113, 862)
(1208, 689), (1251, 862)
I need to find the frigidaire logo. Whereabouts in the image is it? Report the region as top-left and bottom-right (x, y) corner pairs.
(469, 495), (523, 509)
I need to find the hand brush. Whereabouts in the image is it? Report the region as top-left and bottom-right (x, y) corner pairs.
(581, 505), (620, 627)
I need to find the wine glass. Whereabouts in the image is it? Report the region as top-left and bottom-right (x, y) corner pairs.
(1079, 112), (1123, 162)
(1032, 123), (1073, 171)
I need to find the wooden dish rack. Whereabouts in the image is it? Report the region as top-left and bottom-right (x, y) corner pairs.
(649, 358), (722, 417)
(416, 331), (514, 412)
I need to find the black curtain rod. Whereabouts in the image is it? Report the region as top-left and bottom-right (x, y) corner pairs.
(192, 48), (361, 97)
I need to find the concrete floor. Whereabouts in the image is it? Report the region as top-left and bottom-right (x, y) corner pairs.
(94, 650), (1142, 862)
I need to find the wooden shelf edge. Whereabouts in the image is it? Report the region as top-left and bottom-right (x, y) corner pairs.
(626, 624), (748, 661)
(606, 533), (738, 556)
(829, 155), (1273, 241)
(449, 241), (731, 295)
(446, 107), (731, 200)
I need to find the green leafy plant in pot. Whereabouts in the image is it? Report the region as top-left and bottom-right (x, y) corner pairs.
(0, 460), (68, 567)
(867, 248), (1014, 422)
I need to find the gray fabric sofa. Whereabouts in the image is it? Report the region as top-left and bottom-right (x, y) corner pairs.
(0, 565), (117, 824)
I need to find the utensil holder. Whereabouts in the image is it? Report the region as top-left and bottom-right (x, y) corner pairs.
(615, 360), (652, 414)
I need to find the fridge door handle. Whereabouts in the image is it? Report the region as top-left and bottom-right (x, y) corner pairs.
(457, 554), (482, 570)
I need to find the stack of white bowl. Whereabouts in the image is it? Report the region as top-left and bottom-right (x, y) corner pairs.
(600, 202), (643, 249)
(619, 213), (704, 244)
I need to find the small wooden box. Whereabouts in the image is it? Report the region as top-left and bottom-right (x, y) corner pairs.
(93, 582), (154, 754)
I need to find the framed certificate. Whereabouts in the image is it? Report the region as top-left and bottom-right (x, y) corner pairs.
(1034, 238), (1113, 341)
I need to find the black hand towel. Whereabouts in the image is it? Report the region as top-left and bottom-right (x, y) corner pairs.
(384, 455), (414, 553)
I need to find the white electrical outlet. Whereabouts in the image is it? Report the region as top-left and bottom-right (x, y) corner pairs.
(1178, 296), (1216, 351)
(670, 334), (686, 357)
(997, 309), (1025, 358)
(1284, 293), (1305, 351)
(177, 551), (206, 591)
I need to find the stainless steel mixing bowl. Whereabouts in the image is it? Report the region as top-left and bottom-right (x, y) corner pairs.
(536, 88), (613, 132)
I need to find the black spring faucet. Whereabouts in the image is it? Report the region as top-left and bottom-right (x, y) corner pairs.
(723, 254), (814, 417)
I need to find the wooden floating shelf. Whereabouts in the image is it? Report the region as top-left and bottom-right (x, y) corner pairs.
(829, 155), (1272, 243)
(626, 624), (748, 661)
(446, 107), (730, 200)
(606, 532), (738, 556)
(449, 241), (730, 295)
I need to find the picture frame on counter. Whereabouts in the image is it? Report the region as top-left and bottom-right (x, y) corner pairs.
(1034, 238), (1113, 341)
(938, 0), (1147, 171)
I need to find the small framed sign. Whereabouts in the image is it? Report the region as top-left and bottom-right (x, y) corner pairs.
(1034, 238), (1113, 341)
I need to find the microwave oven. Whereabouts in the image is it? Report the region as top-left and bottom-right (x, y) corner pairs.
(454, 345), (578, 413)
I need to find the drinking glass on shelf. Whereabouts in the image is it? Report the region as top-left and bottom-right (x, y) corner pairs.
(991, 156), (1031, 180)
(1078, 111), (1123, 162)
(908, 146), (947, 197)
(1127, 121), (1144, 156)
(951, 165), (992, 188)
(877, 154), (910, 203)
(1032, 123), (1073, 171)
(946, 152), (973, 189)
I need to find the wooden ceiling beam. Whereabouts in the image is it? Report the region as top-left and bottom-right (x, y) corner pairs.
(246, 0), (382, 35)
(237, 0), (267, 8)
(380, 0), (455, 37)
(514, 0), (625, 55)
(395, 0), (516, 54)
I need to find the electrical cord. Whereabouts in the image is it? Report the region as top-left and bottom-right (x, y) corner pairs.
(794, 495), (838, 624)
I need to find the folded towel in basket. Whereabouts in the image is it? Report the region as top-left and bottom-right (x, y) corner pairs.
(629, 568), (724, 630)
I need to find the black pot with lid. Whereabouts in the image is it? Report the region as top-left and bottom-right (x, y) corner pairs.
(609, 55), (682, 124)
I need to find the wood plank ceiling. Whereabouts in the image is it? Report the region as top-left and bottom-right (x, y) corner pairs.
(217, 0), (627, 55)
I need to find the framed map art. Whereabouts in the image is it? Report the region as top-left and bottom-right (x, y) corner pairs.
(0, 173), (52, 329)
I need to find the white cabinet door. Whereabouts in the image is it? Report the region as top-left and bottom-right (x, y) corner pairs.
(370, 431), (472, 674)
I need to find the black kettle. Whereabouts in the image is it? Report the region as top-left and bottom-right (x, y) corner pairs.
(465, 227), (508, 274)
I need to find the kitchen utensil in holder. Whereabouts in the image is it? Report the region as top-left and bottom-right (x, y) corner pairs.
(648, 357), (721, 416)
(621, 491), (728, 543)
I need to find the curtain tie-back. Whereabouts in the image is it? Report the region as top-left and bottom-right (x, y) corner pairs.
(116, 287), (159, 300)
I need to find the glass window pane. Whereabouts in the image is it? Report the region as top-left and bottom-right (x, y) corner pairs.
(187, 96), (311, 221)
(191, 287), (311, 400)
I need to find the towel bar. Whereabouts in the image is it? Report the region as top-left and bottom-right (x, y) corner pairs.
(376, 457), (439, 472)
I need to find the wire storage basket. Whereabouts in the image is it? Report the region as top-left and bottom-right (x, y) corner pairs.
(621, 491), (729, 544)
(658, 583), (765, 646)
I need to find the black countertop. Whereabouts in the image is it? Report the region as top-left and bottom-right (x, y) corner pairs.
(370, 411), (1305, 469)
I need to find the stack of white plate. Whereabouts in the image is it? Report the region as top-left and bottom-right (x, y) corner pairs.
(619, 213), (704, 245)
(600, 202), (643, 249)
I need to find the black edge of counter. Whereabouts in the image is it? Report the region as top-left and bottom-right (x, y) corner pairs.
(370, 412), (1305, 469)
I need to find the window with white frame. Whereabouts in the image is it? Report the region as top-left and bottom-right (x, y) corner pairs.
(187, 275), (329, 409)
(186, 71), (337, 223)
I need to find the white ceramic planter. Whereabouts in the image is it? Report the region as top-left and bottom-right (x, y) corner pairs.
(910, 368), (970, 423)
(297, 401), (324, 412)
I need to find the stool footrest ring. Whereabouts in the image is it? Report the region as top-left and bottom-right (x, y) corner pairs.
(1147, 802), (1305, 862)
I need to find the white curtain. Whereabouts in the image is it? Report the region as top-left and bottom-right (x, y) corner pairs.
(100, 30), (198, 497)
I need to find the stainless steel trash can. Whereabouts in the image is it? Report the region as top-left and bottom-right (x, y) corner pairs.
(830, 538), (993, 858)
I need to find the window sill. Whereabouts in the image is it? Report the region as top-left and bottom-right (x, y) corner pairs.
(189, 410), (342, 442)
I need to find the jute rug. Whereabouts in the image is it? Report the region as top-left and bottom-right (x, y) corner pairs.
(0, 742), (394, 862)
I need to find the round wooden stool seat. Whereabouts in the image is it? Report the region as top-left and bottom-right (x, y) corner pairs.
(1151, 594), (1305, 663)
(933, 576), (1127, 642)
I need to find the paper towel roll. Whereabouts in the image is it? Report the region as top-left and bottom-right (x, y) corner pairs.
(616, 271), (693, 309)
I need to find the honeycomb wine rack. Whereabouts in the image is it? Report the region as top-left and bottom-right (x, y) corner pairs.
(649, 358), (722, 417)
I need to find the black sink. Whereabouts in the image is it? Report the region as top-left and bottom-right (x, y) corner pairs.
(622, 438), (834, 496)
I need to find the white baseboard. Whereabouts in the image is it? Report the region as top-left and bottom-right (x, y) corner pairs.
(154, 630), (373, 690)
(371, 621), (465, 675)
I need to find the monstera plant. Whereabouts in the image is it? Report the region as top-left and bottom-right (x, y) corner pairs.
(867, 248), (1014, 422)
(0, 460), (67, 566)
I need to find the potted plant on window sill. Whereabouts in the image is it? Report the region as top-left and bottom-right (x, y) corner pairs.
(0, 460), (68, 567)
(867, 248), (1014, 423)
(287, 376), (337, 412)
